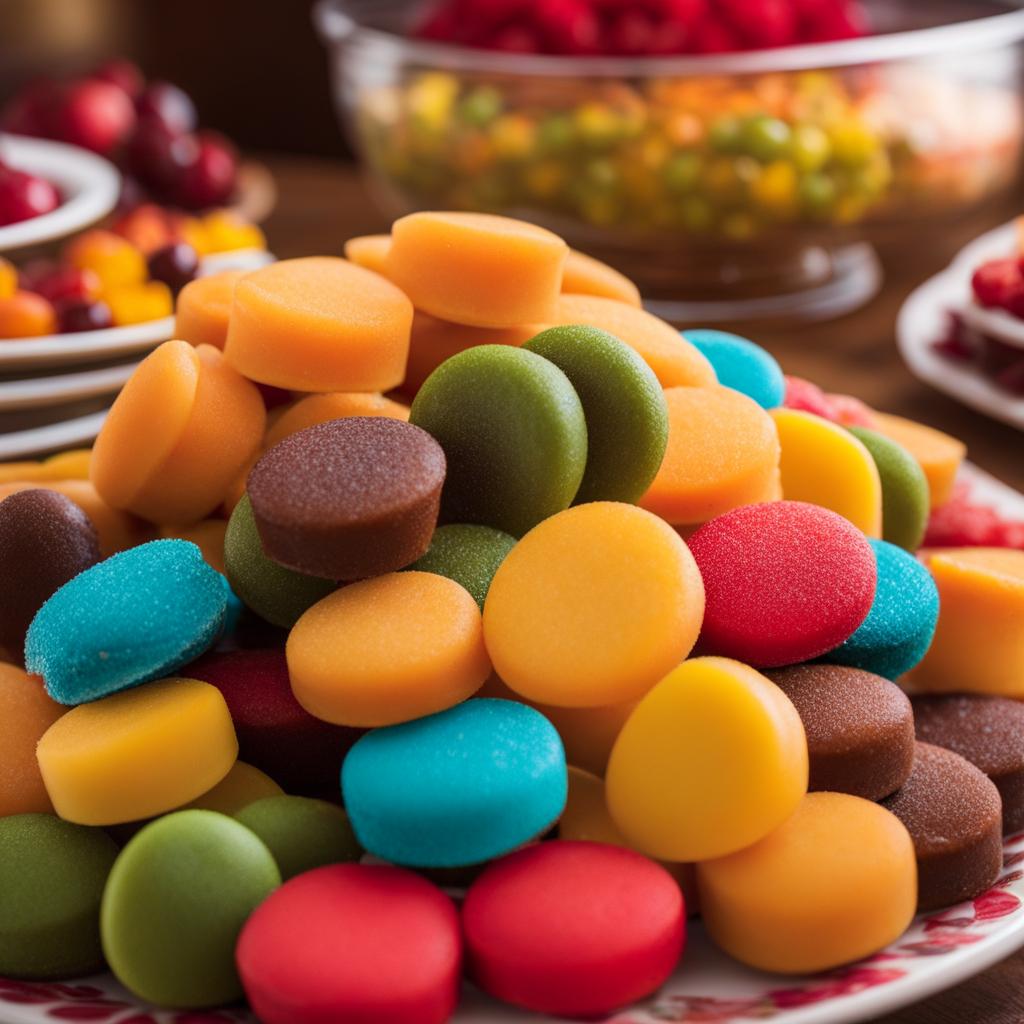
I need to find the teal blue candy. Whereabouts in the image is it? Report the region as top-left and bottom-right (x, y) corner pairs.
(826, 538), (939, 680)
(24, 540), (227, 705)
(682, 329), (784, 409)
(523, 325), (669, 504)
(409, 345), (588, 537)
(342, 698), (567, 868)
(406, 524), (517, 609)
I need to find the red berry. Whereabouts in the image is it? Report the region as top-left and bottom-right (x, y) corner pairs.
(720, 0), (796, 48)
(972, 259), (1023, 310)
(0, 169), (60, 226)
(534, 0), (601, 54)
(51, 80), (137, 156)
(92, 59), (145, 100)
(135, 81), (197, 136)
(0, 78), (61, 137)
(608, 9), (658, 54)
(126, 116), (199, 194)
(147, 242), (199, 295)
(693, 16), (741, 52)
(804, 1), (868, 41)
(175, 132), (238, 209)
(24, 265), (100, 305)
(55, 298), (113, 334)
(490, 25), (543, 52)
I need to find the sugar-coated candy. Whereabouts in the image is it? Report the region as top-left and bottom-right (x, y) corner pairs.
(561, 248), (642, 307)
(343, 233), (391, 275)
(36, 677), (237, 825)
(871, 412), (966, 508)
(342, 699), (566, 867)
(484, 502), (704, 707)
(766, 664), (914, 800)
(682, 329), (785, 409)
(175, 269), (243, 350)
(826, 538), (939, 680)
(463, 841), (684, 1016)
(224, 257), (414, 391)
(25, 540), (228, 704)
(882, 743), (1002, 911)
(288, 571), (491, 727)
(264, 391), (409, 449)
(0, 489), (100, 656)
(237, 864), (461, 1024)
(0, 814), (118, 979)
(0, 665), (64, 815)
(410, 345), (587, 537)
(186, 761), (284, 815)
(407, 524), (517, 610)
(688, 501), (876, 667)
(607, 658), (807, 861)
(248, 417), (445, 580)
(101, 810), (280, 1007)
(523, 325), (668, 504)
(698, 793), (916, 973)
(235, 796), (362, 881)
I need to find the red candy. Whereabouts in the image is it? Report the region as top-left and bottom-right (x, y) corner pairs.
(237, 863), (462, 1024)
(688, 501), (877, 667)
(462, 841), (685, 1017)
(924, 483), (1024, 551)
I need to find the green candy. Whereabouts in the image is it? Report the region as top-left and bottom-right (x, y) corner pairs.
(101, 809), (280, 1008)
(409, 345), (588, 537)
(235, 796), (362, 882)
(848, 426), (930, 552)
(225, 494), (335, 628)
(0, 814), (118, 979)
(524, 326), (669, 505)
(407, 524), (517, 609)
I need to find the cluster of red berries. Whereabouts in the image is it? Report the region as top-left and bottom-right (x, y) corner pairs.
(2, 60), (238, 211)
(924, 481), (1024, 550)
(972, 258), (1024, 319)
(415, 0), (868, 56)
(0, 157), (60, 227)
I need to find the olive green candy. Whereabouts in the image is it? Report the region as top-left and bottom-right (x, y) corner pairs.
(409, 345), (588, 537)
(235, 796), (362, 882)
(101, 809), (280, 1008)
(225, 494), (335, 628)
(523, 326), (669, 505)
(848, 426), (930, 552)
(0, 814), (118, 979)
(407, 523), (517, 609)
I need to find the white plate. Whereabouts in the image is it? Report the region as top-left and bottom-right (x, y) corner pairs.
(0, 409), (109, 461)
(0, 361), (138, 412)
(0, 135), (120, 252)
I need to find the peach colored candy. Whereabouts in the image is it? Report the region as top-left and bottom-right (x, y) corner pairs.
(344, 234), (392, 276)
(386, 212), (567, 328)
(225, 257), (414, 392)
(772, 408), (882, 537)
(909, 549), (1024, 698)
(698, 792), (916, 973)
(640, 387), (780, 528)
(91, 341), (266, 525)
(264, 393), (410, 450)
(554, 295), (715, 389)
(184, 761), (284, 815)
(0, 664), (65, 816)
(871, 412), (966, 508)
(42, 449), (92, 480)
(174, 270), (244, 350)
(561, 250), (642, 307)
(160, 519), (228, 575)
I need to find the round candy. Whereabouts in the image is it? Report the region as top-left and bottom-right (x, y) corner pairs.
(561, 249), (642, 307)
(237, 864), (461, 1024)
(0, 489), (100, 657)
(682, 329), (785, 409)
(101, 810), (280, 1007)
(25, 539), (228, 704)
(523, 325), (669, 504)
(343, 233), (391, 275)
(607, 657), (807, 862)
(161, 518), (227, 574)
(36, 677), (238, 825)
(0, 814), (118, 979)
(186, 761), (284, 815)
(288, 571), (491, 727)
(248, 417), (446, 580)
(826, 538), (939, 680)
(871, 412), (965, 508)
(407, 524), (517, 610)
(483, 502), (704, 707)
(688, 501), (877, 668)
(560, 767), (630, 847)
(766, 664), (914, 801)
(342, 699), (566, 867)
(264, 391), (409, 449)
(225, 495), (335, 628)
(698, 793), (916, 974)
(174, 268), (243, 350)
(462, 841), (684, 1017)
(409, 345), (587, 537)
(235, 796), (362, 880)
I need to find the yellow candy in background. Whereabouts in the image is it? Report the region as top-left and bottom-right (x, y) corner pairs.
(185, 761), (284, 815)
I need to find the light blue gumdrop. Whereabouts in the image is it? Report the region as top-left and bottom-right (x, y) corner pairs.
(826, 538), (939, 680)
(682, 329), (785, 409)
(342, 698), (567, 868)
(25, 539), (228, 705)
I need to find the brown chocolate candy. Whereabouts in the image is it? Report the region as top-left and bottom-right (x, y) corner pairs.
(247, 417), (445, 581)
(766, 664), (914, 800)
(882, 742), (1003, 911)
(912, 695), (1024, 835)
(0, 488), (101, 658)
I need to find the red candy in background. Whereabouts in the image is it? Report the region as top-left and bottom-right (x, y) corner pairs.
(236, 863), (462, 1024)
(688, 500), (877, 667)
(924, 482), (1024, 551)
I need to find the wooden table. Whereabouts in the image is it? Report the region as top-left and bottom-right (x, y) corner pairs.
(261, 156), (1024, 1024)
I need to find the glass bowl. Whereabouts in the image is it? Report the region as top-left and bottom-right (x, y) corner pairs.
(316, 0), (1024, 323)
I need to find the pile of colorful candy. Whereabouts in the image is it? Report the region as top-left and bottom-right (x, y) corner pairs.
(0, 211), (1022, 1021)
(0, 155), (60, 228)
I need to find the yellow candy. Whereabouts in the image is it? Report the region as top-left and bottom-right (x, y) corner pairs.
(560, 767), (629, 847)
(36, 678), (238, 826)
(0, 257), (16, 299)
(200, 210), (267, 254)
(184, 761), (283, 815)
(105, 281), (174, 327)
(606, 657), (807, 862)
(772, 408), (882, 536)
(42, 449), (92, 480)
